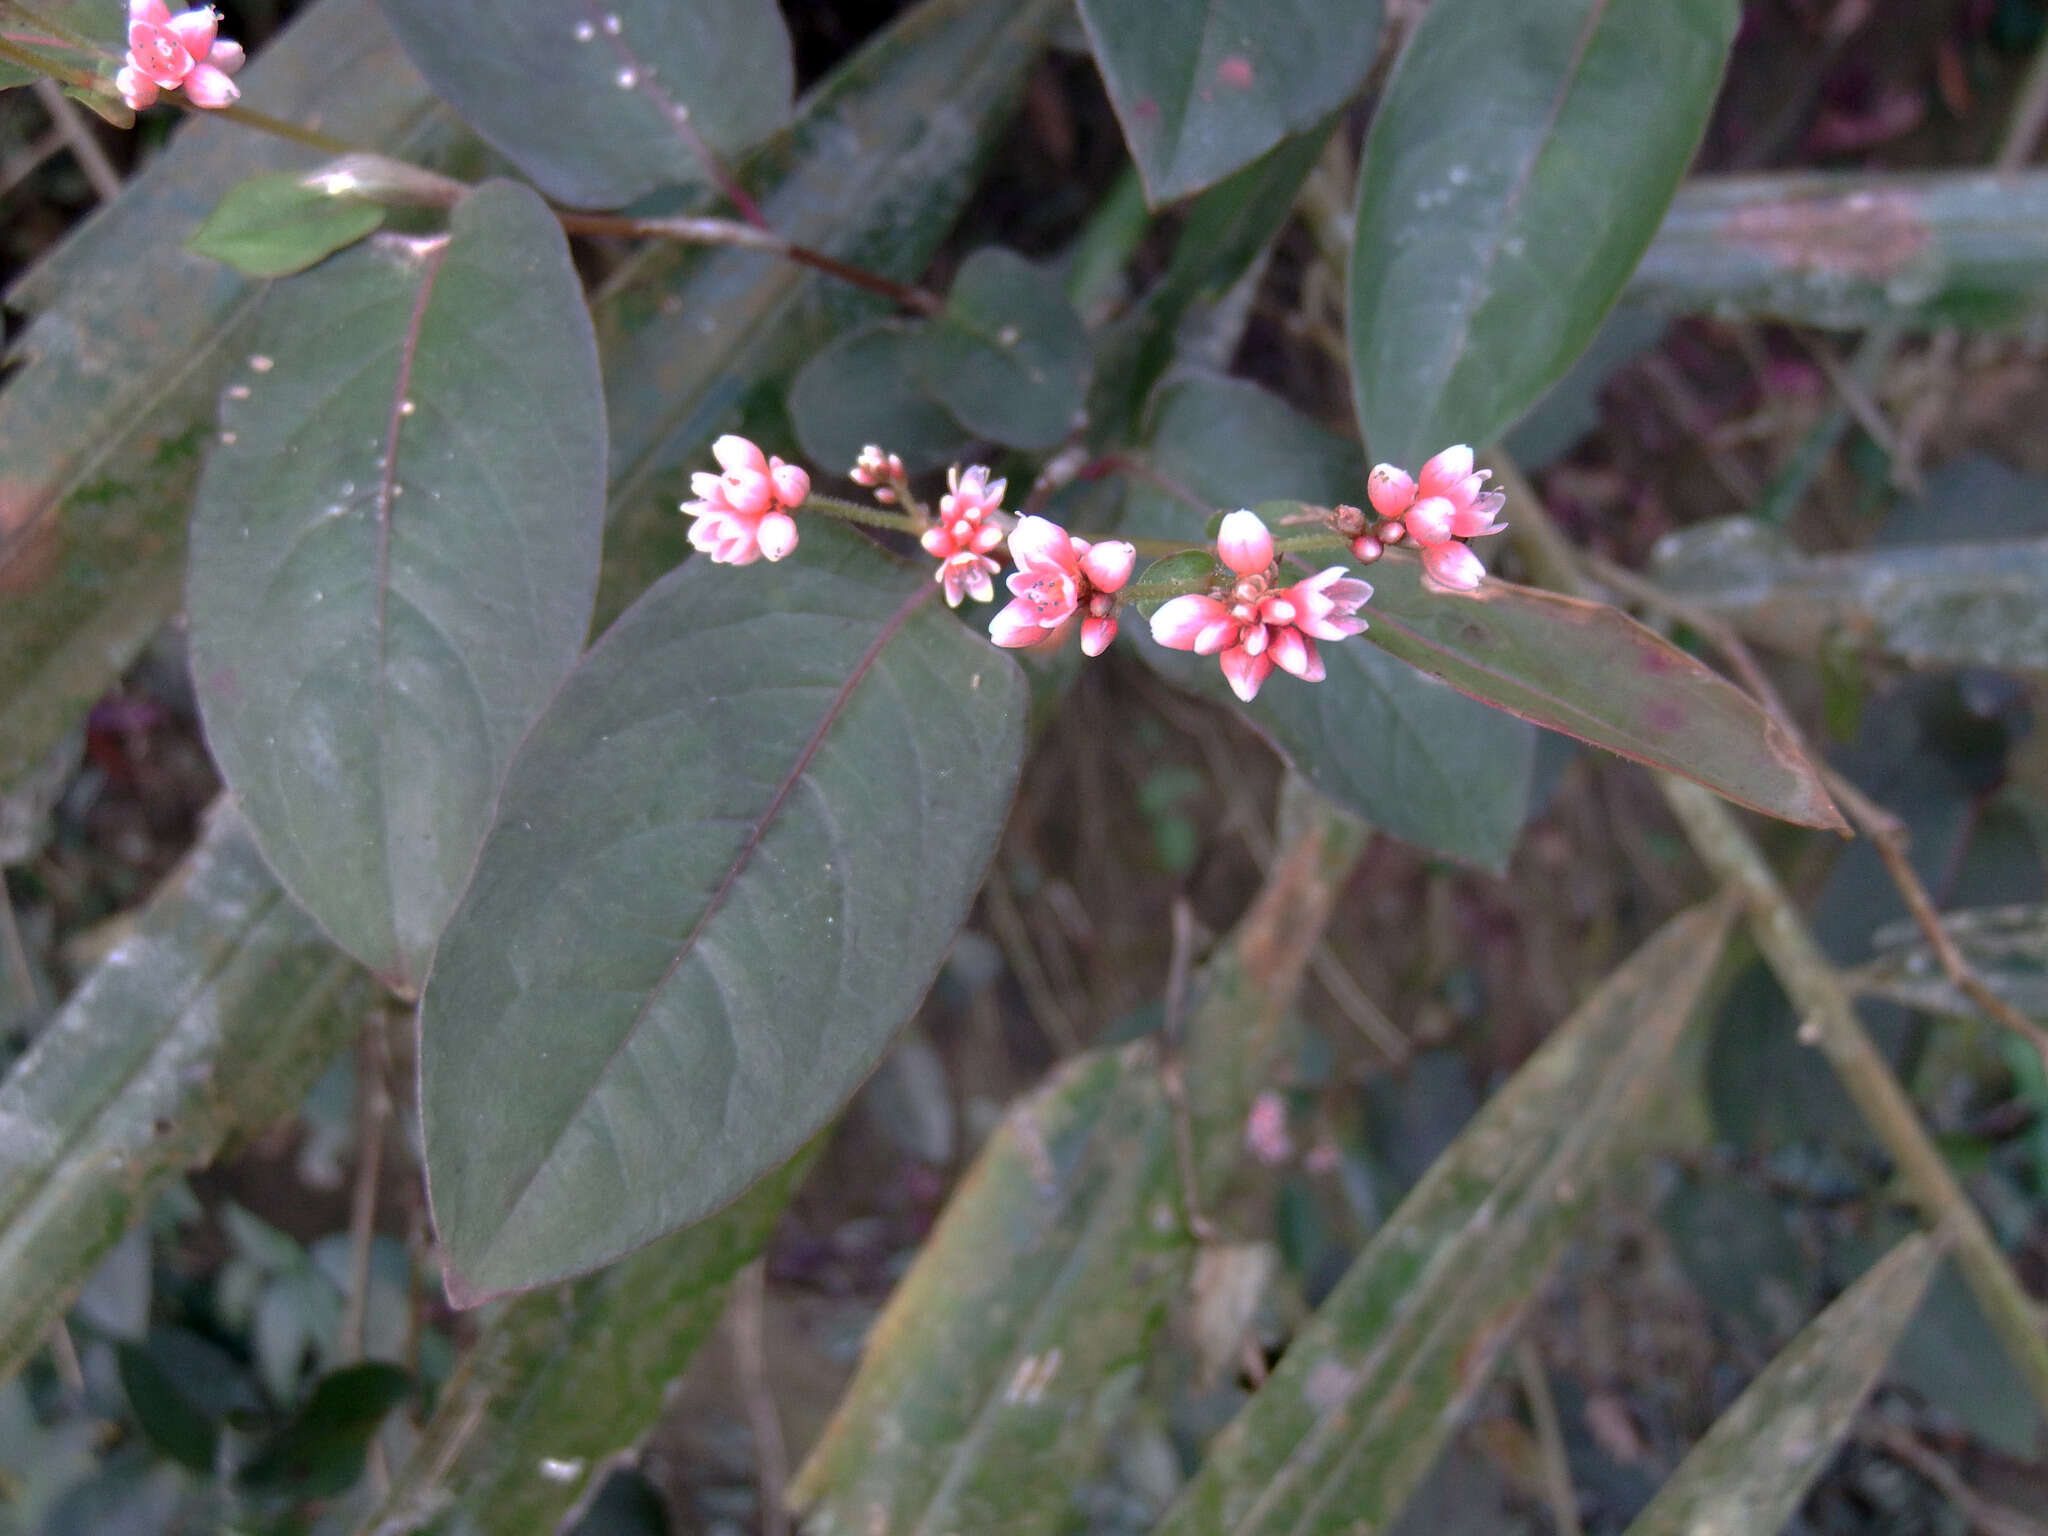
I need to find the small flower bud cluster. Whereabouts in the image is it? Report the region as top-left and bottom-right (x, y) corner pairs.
(680, 435), (810, 566)
(920, 465), (1007, 608)
(1359, 445), (1507, 592)
(118, 2), (244, 110)
(850, 444), (908, 502)
(1149, 510), (1373, 702)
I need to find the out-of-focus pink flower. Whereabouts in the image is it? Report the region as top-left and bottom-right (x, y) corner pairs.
(1148, 510), (1371, 702)
(988, 515), (1135, 656)
(120, 2), (244, 110)
(850, 444), (905, 488)
(1244, 1090), (1293, 1166)
(936, 551), (1000, 608)
(680, 434), (810, 565)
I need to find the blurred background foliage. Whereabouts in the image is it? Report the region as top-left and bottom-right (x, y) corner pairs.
(3, 0), (2048, 1532)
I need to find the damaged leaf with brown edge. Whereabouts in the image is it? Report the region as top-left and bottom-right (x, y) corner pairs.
(1152, 895), (1738, 1536)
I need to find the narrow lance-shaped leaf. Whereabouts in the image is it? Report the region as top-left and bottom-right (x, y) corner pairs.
(0, 0), (457, 792)
(378, 0), (794, 209)
(1860, 905), (2048, 1020)
(1622, 1233), (1943, 1536)
(421, 524), (1028, 1301)
(1154, 896), (1738, 1536)
(188, 180), (608, 991)
(793, 786), (1369, 1534)
(358, 1150), (814, 1536)
(1343, 529), (1846, 831)
(186, 170), (388, 279)
(0, 1), (124, 90)
(0, 804), (371, 1385)
(1075, 0), (1381, 204)
(1118, 374), (1534, 870)
(1627, 171), (2048, 331)
(1350, 0), (1739, 467)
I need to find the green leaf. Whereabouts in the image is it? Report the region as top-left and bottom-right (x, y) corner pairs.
(0, 805), (370, 1386)
(1087, 120), (1337, 444)
(0, 2), (124, 91)
(792, 789), (1370, 1534)
(1859, 904), (2048, 1020)
(363, 1149), (811, 1536)
(1652, 518), (2048, 674)
(591, 0), (1065, 618)
(117, 1331), (245, 1473)
(1354, 538), (1848, 831)
(378, 0), (793, 209)
(787, 321), (970, 475)
(1075, 0), (1380, 204)
(420, 525), (1028, 1300)
(236, 1362), (412, 1501)
(1628, 171), (2048, 331)
(1119, 376), (1535, 869)
(1349, 0), (1739, 468)
(1621, 1234), (1942, 1536)
(188, 180), (608, 991)
(187, 171), (387, 279)
(1131, 549), (1220, 617)
(912, 248), (1090, 450)
(0, 0), (461, 792)
(1153, 896), (1738, 1536)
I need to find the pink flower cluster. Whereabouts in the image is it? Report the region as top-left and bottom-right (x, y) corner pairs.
(1362, 445), (1505, 592)
(118, 2), (243, 111)
(920, 465), (1007, 608)
(1149, 511), (1372, 702)
(988, 516), (1135, 657)
(681, 435), (811, 566)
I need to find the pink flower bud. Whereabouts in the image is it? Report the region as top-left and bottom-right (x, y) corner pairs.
(769, 460), (810, 508)
(756, 512), (798, 562)
(1420, 539), (1486, 592)
(1216, 509), (1275, 576)
(713, 434), (769, 477)
(1417, 444), (1475, 501)
(1366, 463), (1416, 520)
(1350, 533), (1384, 564)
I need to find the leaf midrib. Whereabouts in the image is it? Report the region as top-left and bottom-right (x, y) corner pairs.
(469, 580), (938, 1286)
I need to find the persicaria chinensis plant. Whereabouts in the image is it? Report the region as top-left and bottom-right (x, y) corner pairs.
(11, 0), (2032, 1527)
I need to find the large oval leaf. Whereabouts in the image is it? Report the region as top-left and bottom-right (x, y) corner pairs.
(378, 0), (793, 209)
(1118, 376), (1535, 868)
(188, 180), (608, 990)
(420, 525), (1028, 1301)
(1075, 0), (1381, 205)
(1349, 0), (1739, 467)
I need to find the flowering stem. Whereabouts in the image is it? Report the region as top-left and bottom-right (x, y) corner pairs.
(802, 494), (926, 536)
(199, 101), (360, 155)
(1271, 532), (1352, 557)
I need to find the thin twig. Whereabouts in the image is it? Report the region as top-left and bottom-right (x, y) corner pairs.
(0, 877), (36, 1016)
(1795, 329), (1920, 494)
(31, 78), (119, 200)
(1501, 459), (2048, 1420)
(1861, 1418), (2048, 1536)
(1996, 23), (2048, 170)
(983, 869), (1081, 1056)
(46, 1319), (83, 1396)
(1516, 1339), (1584, 1536)
(1581, 551), (2048, 1076)
(337, 1005), (391, 1365)
(730, 1260), (790, 1536)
